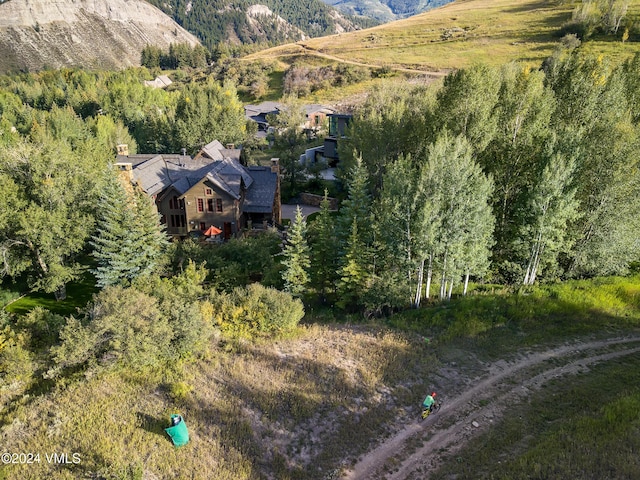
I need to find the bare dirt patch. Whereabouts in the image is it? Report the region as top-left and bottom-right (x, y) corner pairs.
(341, 334), (640, 479)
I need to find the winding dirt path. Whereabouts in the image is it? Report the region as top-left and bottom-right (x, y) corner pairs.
(342, 335), (640, 479)
(287, 43), (449, 78)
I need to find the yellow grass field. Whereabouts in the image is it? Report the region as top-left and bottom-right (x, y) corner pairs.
(246, 0), (640, 73)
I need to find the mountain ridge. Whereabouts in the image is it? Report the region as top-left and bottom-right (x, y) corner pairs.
(0, 0), (199, 73)
(321, 0), (453, 22)
(143, 0), (379, 51)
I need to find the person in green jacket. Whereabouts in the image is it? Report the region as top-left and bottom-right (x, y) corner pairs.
(422, 391), (437, 413)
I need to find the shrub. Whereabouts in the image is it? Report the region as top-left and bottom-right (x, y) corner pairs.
(50, 286), (172, 375)
(15, 306), (65, 349)
(175, 234), (282, 291)
(169, 381), (193, 401)
(0, 324), (33, 388)
(212, 283), (304, 339)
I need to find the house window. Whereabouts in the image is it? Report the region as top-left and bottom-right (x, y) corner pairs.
(207, 198), (214, 212)
(216, 198), (223, 213)
(197, 198), (204, 212)
(205, 188), (213, 196)
(170, 196), (184, 210)
(199, 222), (206, 231)
(170, 214), (184, 228)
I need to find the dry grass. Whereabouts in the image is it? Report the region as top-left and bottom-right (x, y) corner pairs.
(0, 324), (435, 479)
(246, 0), (640, 76)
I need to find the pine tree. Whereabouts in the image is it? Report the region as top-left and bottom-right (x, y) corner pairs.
(91, 171), (167, 287)
(337, 155), (372, 251)
(337, 219), (368, 310)
(309, 190), (338, 302)
(281, 206), (310, 296)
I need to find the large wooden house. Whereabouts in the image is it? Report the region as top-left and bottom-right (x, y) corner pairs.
(115, 141), (280, 239)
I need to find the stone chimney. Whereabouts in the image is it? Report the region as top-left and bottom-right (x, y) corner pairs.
(113, 162), (135, 194)
(117, 144), (129, 156)
(270, 158), (280, 174)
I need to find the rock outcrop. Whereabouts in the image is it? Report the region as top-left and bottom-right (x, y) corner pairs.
(0, 0), (200, 73)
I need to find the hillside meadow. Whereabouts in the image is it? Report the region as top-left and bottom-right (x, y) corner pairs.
(245, 0), (640, 104)
(2, 275), (640, 479)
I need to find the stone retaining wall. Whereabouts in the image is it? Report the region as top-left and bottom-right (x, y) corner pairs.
(299, 192), (338, 210)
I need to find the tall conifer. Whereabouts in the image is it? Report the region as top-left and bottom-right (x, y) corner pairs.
(281, 206), (310, 296)
(91, 171), (167, 287)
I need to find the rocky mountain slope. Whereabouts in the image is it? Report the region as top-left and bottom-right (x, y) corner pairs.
(0, 0), (199, 73)
(144, 0), (378, 51)
(321, 0), (453, 22)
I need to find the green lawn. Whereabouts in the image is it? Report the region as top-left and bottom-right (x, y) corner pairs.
(5, 269), (98, 316)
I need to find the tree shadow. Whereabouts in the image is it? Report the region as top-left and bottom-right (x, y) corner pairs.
(136, 412), (173, 444)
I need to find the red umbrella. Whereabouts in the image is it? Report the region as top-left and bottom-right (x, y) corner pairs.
(204, 225), (222, 236)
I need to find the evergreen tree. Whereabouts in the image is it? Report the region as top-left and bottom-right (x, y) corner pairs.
(337, 219), (368, 310)
(309, 190), (338, 302)
(335, 156), (374, 308)
(91, 171), (167, 288)
(281, 206), (310, 296)
(337, 155), (373, 249)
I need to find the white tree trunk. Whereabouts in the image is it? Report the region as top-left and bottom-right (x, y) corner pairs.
(414, 258), (425, 308)
(425, 254), (433, 300)
(463, 269), (470, 296)
(528, 232), (543, 285)
(447, 277), (454, 300)
(440, 252), (447, 300)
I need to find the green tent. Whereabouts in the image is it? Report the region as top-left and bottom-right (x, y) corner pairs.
(165, 414), (189, 447)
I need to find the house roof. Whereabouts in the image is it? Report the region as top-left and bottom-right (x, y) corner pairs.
(118, 141), (277, 216)
(244, 101), (284, 126)
(116, 154), (214, 197)
(205, 158), (253, 200)
(143, 75), (173, 89)
(200, 140), (225, 160)
(243, 166), (277, 213)
(303, 104), (334, 116)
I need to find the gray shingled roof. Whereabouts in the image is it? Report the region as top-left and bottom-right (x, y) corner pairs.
(118, 141), (277, 216)
(205, 158), (253, 199)
(201, 140), (225, 160)
(303, 104), (334, 116)
(243, 166), (277, 213)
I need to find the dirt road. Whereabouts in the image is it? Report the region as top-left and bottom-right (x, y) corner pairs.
(341, 335), (640, 479)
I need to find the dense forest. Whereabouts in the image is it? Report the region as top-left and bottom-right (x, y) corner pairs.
(333, 47), (640, 313)
(144, 0), (378, 53)
(0, 48), (639, 394)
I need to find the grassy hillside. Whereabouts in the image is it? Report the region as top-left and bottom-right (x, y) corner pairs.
(2, 276), (640, 479)
(246, 0), (640, 74)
